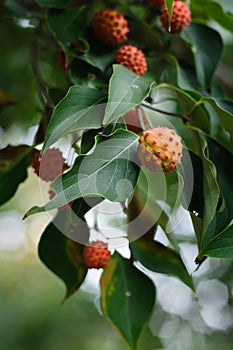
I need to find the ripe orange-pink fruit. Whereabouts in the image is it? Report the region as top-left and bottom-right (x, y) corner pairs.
(115, 45), (147, 76)
(92, 8), (129, 46)
(161, 1), (191, 34)
(83, 240), (111, 269)
(137, 126), (183, 172)
(32, 148), (67, 182)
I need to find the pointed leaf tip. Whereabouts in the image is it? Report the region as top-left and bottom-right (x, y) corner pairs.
(101, 252), (156, 349)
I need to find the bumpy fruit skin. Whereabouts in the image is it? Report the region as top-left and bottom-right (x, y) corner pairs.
(115, 45), (147, 76)
(83, 241), (111, 269)
(137, 126), (183, 172)
(92, 8), (129, 46)
(161, 1), (191, 34)
(32, 148), (67, 182)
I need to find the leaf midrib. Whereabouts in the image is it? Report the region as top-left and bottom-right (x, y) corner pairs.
(45, 94), (106, 148)
(48, 133), (138, 208)
(104, 66), (145, 123)
(200, 223), (233, 256)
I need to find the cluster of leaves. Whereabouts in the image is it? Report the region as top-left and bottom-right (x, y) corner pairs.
(0, 0), (233, 348)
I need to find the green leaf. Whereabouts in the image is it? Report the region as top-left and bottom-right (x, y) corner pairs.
(0, 20), (42, 129)
(185, 130), (219, 243)
(191, 1), (233, 33)
(188, 152), (204, 218)
(100, 252), (156, 350)
(0, 146), (35, 206)
(127, 169), (186, 252)
(47, 7), (87, 44)
(147, 54), (178, 86)
(38, 210), (88, 300)
(173, 95), (233, 151)
(80, 128), (101, 154)
(0, 89), (17, 109)
(151, 83), (210, 133)
(208, 136), (233, 218)
(104, 65), (152, 124)
(2, 0), (43, 18)
(132, 168), (184, 228)
(200, 137), (233, 252)
(43, 85), (106, 151)
(70, 59), (105, 89)
(199, 134), (219, 234)
(70, 196), (103, 227)
(202, 97), (233, 148)
(227, 335), (233, 350)
(130, 239), (193, 290)
(25, 130), (140, 216)
(164, 0), (174, 22)
(37, 0), (69, 7)
(190, 213), (203, 251)
(177, 62), (205, 93)
(199, 224), (233, 259)
(182, 23), (222, 90)
(70, 38), (116, 72)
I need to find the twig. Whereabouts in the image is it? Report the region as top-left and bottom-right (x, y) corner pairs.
(141, 101), (189, 122)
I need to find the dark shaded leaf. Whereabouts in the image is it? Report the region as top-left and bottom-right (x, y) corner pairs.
(199, 224), (233, 259)
(80, 128), (101, 154)
(183, 23), (222, 90)
(104, 65), (152, 124)
(151, 83), (210, 133)
(38, 210), (89, 300)
(187, 152), (204, 219)
(100, 252), (156, 350)
(130, 239), (193, 290)
(0, 146), (35, 206)
(200, 137), (233, 253)
(184, 130), (219, 245)
(203, 97), (233, 148)
(47, 7), (87, 44)
(70, 59), (105, 89)
(43, 85), (106, 150)
(191, 1), (233, 33)
(37, 0), (69, 7)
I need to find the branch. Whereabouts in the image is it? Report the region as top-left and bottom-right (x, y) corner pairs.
(141, 101), (189, 122)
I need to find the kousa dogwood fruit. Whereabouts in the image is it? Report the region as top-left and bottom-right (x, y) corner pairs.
(115, 44), (147, 75)
(137, 126), (183, 172)
(83, 241), (111, 269)
(92, 8), (129, 46)
(161, 1), (191, 34)
(32, 148), (67, 182)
